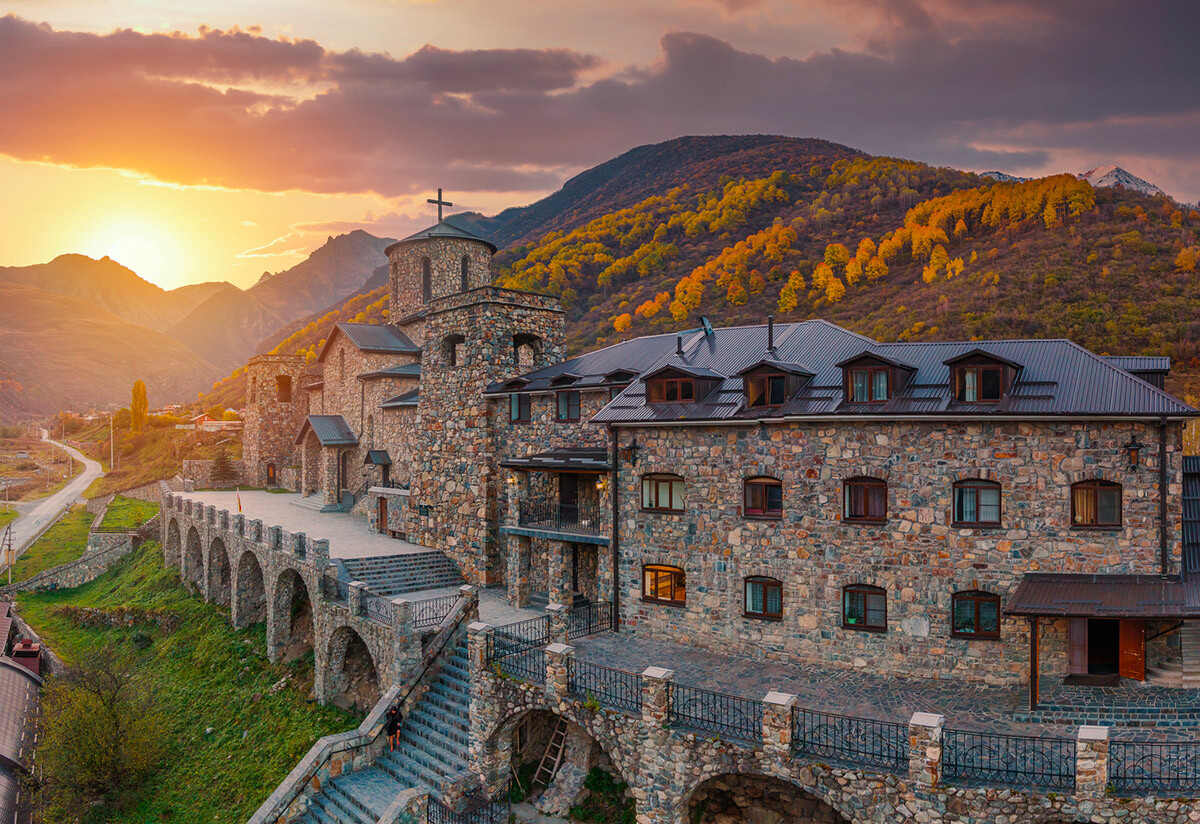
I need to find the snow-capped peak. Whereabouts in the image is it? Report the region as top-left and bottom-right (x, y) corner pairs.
(980, 170), (1030, 183)
(1078, 165), (1165, 197)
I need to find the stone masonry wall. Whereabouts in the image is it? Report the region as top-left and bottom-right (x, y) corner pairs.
(388, 236), (493, 326)
(243, 355), (308, 488)
(614, 418), (1184, 685)
(183, 459), (247, 489)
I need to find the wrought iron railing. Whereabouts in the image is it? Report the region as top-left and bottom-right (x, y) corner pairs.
(1109, 740), (1200, 794)
(363, 593), (393, 626)
(493, 645), (546, 684)
(427, 782), (511, 824)
(412, 594), (459, 629)
(568, 659), (642, 715)
(942, 729), (1075, 790)
(567, 601), (614, 640)
(517, 498), (602, 535)
(791, 708), (908, 772)
(490, 615), (550, 659)
(667, 683), (763, 743)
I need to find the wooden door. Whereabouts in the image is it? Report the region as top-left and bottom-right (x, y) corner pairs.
(1119, 619), (1145, 681)
(1068, 618), (1088, 675)
(377, 497), (388, 534)
(266, 463), (276, 485)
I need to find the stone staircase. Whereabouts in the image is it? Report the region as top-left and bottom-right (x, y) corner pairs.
(341, 552), (465, 597)
(1146, 621), (1200, 688)
(293, 642), (472, 824)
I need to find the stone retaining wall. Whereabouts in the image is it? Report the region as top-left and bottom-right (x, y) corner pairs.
(0, 532), (135, 597)
(183, 459), (247, 489)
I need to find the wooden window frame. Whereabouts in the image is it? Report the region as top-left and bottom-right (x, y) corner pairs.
(745, 373), (787, 409)
(556, 390), (581, 422)
(642, 564), (686, 606)
(647, 377), (695, 403)
(848, 366), (890, 403)
(953, 479), (1002, 527)
(1070, 479), (1123, 529)
(743, 576), (783, 621)
(843, 477), (887, 523)
(509, 393), (531, 424)
(954, 365), (1004, 403)
(951, 590), (1002, 640)
(743, 477), (783, 519)
(641, 473), (685, 513)
(842, 584), (887, 632)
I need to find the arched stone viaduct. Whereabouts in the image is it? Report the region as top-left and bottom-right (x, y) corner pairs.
(161, 490), (422, 710)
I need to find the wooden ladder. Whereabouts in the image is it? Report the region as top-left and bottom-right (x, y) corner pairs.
(532, 717), (568, 789)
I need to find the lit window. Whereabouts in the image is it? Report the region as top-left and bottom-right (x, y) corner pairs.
(509, 393), (531, 423)
(642, 565), (685, 605)
(556, 390), (581, 422)
(951, 591), (1001, 639)
(641, 474), (684, 513)
(1071, 480), (1122, 527)
(843, 584), (887, 632)
(744, 576), (782, 620)
(744, 477), (783, 518)
(953, 480), (1001, 526)
(843, 477), (887, 522)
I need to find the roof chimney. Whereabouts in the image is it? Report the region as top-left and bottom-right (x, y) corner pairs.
(767, 315), (775, 353)
(676, 333), (684, 357)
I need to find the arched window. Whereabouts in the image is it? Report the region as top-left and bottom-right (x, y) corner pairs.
(460, 255), (470, 291)
(249, 377), (256, 403)
(276, 375), (292, 403)
(744, 477), (783, 518)
(744, 576), (782, 620)
(843, 477), (886, 522)
(441, 334), (466, 367)
(642, 564), (685, 605)
(1071, 480), (1122, 527)
(641, 474), (684, 513)
(513, 333), (541, 367)
(953, 479), (1001, 526)
(421, 257), (432, 302)
(843, 584), (887, 632)
(951, 590), (1001, 639)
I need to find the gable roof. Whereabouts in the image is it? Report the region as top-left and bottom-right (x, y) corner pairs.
(384, 220), (497, 255)
(359, 363), (421, 380)
(296, 415), (358, 446)
(318, 323), (420, 362)
(381, 389), (419, 409)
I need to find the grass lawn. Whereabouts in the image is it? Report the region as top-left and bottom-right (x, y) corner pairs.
(8, 506), (93, 583)
(17, 541), (360, 823)
(0, 508), (17, 531)
(98, 495), (159, 531)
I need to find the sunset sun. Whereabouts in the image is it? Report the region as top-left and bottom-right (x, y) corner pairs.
(104, 234), (163, 281)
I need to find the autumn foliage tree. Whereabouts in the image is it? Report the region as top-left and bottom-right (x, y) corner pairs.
(130, 379), (148, 433)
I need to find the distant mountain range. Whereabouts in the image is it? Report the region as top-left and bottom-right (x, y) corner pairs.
(982, 165), (1166, 198)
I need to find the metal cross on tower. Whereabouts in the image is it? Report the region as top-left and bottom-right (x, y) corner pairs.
(427, 188), (453, 222)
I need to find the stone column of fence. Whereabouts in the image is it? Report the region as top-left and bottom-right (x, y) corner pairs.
(466, 621), (509, 797)
(548, 544), (570, 606)
(312, 539), (330, 577)
(908, 712), (944, 789)
(762, 691), (797, 759)
(459, 584), (480, 623)
(546, 602), (570, 645)
(349, 581), (368, 616)
(467, 621), (494, 676)
(390, 598), (420, 684)
(641, 667), (674, 728)
(1075, 725), (1109, 798)
(545, 643), (574, 703)
(234, 513), (245, 537)
(508, 536), (532, 608)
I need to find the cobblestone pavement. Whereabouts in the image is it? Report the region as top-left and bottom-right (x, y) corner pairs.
(407, 585), (543, 626)
(572, 632), (1200, 741)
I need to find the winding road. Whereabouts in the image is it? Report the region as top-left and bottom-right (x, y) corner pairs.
(4, 433), (104, 562)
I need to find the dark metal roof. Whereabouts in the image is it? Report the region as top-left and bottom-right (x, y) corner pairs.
(500, 448), (611, 472)
(485, 331), (690, 395)
(363, 450), (392, 466)
(1184, 457), (1200, 576)
(359, 363), (421, 380)
(1005, 573), (1200, 618)
(736, 358), (814, 377)
(318, 323), (420, 361)
(381, 389), (419, 409)
(295, 415), (358, 446)
(590, 319), (1197, 423)
(1103, 355), (1170, 374)
(384, 220), (497, 255)
(0, 655), (40, 770)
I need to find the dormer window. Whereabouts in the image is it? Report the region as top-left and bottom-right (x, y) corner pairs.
(850, 367), (889, 403)
(647, 377), (694, 403)
(745, 373), (786, 408)
(956, 365), (1003, 402)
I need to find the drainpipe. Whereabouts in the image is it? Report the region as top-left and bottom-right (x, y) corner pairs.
(608, 424), (620, 633)
(1160, 416), (1170, 577)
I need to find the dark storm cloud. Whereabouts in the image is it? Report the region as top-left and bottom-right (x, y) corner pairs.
(1, 0), (1197, 200)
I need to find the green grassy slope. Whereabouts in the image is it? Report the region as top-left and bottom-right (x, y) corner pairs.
(8, 505), (93, 583)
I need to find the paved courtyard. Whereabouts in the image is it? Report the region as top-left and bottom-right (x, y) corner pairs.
(179, 490), (427, 559)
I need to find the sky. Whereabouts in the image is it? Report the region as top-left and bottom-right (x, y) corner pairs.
(1, 0), (1197, 290)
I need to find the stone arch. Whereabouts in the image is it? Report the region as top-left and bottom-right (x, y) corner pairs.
(683, 773), (849, 824)
(235, 550), (267, 628)
(183, 526), (204, 590)
(324, 625), (380, 712)
(513, 333), (542, 368)
(164, 518), (181, 567)
(206, 537), (232, 607)
(271, 568), (314, 662)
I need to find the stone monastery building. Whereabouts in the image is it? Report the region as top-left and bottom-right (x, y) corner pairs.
(242, 213), (1200, 698)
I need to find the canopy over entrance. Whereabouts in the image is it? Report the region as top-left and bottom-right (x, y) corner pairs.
(1006, 573), (1200, 619)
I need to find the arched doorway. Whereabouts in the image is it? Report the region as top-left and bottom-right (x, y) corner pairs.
(207, 538), (232, 606)
(686, 774), (848, 824)
(235, 551), (267, 627)
(266, 463), (277, 486)
(325, 625), (380, 712)
(272, 569), (314, 662)
(184, 527), (204, 591)
(164, 519), (181, 567)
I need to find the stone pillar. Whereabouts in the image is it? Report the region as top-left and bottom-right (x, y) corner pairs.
(468, 621), (495, 676)
(641, 667), (674, 727)
(507, 535), (532, 608)
(548, 542), (570, 606)
(233, 513), (245, 537)
(545, 643), (574, 703)
(293, 532), (307, 558)
(1075, 725), (1109, 798)
(762, 691), (797, 759)
(908, 712), (944, 789)
(546, 602), (570, 645)
(268, 525), (282, 551)
(249, 519), (263, 543)
(349, 581), (368, 616)
(466, 621), (505, 795)
(391, 598), (421, 684)
(459, 584), (480, 623)
(312, 539), (330, 572)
